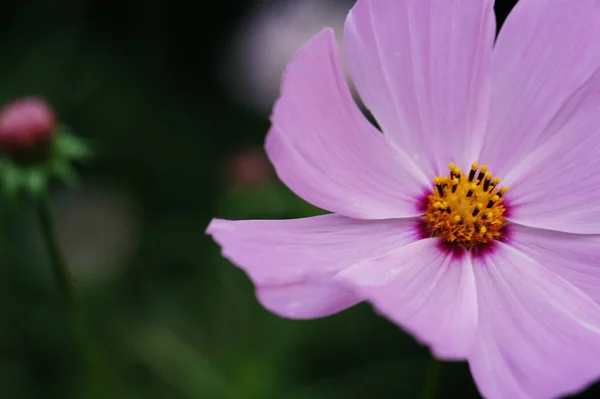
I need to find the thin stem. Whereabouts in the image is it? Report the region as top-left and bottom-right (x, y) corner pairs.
(38, 197), (111, 398)
(420, 356), (443, 399)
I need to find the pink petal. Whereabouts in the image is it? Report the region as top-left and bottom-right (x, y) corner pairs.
(207, 214), (421, 319)
(509, 224), (600, 305)
(469, 241), (600, 399)
(481, 0), (600, 179)
(266, 28), (427, 220)
(256, 282), (359, 320)
(336, 238), (478, 360)
(343, 0), (495, 177)
(501, 69), (600, 233)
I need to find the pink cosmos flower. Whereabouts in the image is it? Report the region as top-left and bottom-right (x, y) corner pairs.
(207, 0), (600, 397)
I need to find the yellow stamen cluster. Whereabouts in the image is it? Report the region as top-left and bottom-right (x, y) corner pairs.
(424, 162), (508, 248)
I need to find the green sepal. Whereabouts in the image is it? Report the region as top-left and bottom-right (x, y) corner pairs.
(0, 126), (91, 199)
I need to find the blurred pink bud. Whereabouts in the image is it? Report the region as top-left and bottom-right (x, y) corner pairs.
(225, 148), (272, 187)
(0, 97), (56, 152)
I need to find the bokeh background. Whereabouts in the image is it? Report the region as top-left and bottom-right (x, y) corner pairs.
(0, 0), (598, 398)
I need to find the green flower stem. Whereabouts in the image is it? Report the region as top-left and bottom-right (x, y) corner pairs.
(420, 356), (443, 399)
(38, 197), (112, 398)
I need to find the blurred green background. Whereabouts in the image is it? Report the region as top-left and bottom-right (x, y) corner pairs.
(0, 0), (598, 398)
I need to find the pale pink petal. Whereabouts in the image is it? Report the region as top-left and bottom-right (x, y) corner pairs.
(207, 214), (420, 284)
(469, 242), (600, 399)
(207, 215), (421, 319)
(509, 224), (600, 304)
(344, 0), (495, 177)
(266, 28), (427, 220)
(481, 0), (600, 179)
(257, 282), (359, 320)
(501, 69), (600, 233)
(336, 238), (478, 360)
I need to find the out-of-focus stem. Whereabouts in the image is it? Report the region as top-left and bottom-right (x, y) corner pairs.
(38, 197), (112, 398)
(420, 356), (443, 399)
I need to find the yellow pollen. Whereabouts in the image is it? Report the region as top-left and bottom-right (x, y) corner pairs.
(424, 162), (508, 248)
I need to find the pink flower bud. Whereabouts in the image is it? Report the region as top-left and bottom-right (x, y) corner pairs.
(0, 97), (56, 152)
(225, 148), (272, 187)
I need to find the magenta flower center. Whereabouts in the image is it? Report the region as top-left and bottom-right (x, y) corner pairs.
(423, 162), (508, 248)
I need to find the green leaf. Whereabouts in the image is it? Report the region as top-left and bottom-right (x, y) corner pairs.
(24, 169), (46, 198)
(54, 132), (92, 160)
(2, 164), (22, 199)
(51, 161), (78, 186)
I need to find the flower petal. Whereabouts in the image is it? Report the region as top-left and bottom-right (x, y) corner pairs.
(266, 28), (426, 220)
(256, 282), (359, 320)
(336, 238), (478, 360)
(501, 69), (600, 233)
(344, 0), (495, 177)
(207, 214), (421, 319)
(469, 241), (600, 399)
(481, 0), (600, 179)
(509, 224), (600, 304)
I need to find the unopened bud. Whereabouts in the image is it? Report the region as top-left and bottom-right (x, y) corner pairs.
(0, 97), (89, 198)
(225, 148), (272, 187)
(0, 97), (56, 154)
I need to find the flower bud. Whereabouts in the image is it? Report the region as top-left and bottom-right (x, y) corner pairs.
(0, 97), (56, 154)
(225, 148), (272, 187)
